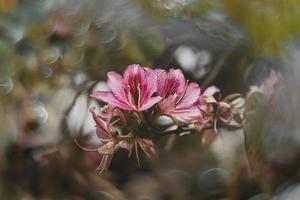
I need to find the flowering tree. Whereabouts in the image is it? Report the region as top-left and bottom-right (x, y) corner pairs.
(75, 64), (244, 173)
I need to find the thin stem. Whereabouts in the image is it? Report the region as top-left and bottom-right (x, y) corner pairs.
(135, 142), (141, 167)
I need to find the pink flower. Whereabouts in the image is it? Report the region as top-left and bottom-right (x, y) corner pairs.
(76, 107), (115, 173)
(91, 64), (162, 112)
(157, 68), (201, 122)
(195, 86), (243, 131)
(194, 86), (220, 130)
(75, 107), (129, 173)
(88, 106), (156, 170)
(198, 86), (220, 111)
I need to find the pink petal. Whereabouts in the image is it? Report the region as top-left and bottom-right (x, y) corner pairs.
(203, 86), (220, 97)
(197, 99), (208, 111)
(101, 106), (115, 127)
(137, 139), (156, 158)
(90, 91), (131, 110)
(157, 69), (185, 98)
(176, 82), (200, 109)
(159, 94), (177, 114)
(169, 68), (185, 92)
(144, 68), (162, 97)
(90, 107), (106, 128)
(123, 86), (138, 110)
(123, 64), (148, 110)
(123, 64), (147, 87)
(107, 71), (124, 100)
(90, 107), (111, 139)
(157, 70), (168, 97)
(202, 86), (219, 104)
(172, 106), (202, 122)
(198, 95), (204, 103)
(138, 96), (162, 111)
(140, 68), (162, 109)
(96, 127), (111, 141)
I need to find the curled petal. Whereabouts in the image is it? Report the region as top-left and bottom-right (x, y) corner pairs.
(201, 86), (219, 104)
(137, 139), (156, 158)
(203, 86), (220, 97)
(101, 106), (116, 128)
(96, 127), (111, 141)
(90, 107), (110, 138)
(205, 96), (218, 104)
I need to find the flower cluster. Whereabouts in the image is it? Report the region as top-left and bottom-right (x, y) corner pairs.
(76, 64), (243, 172)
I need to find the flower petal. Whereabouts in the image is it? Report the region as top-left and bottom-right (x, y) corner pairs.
(123, 64), (148, 110)
(172, 106), (202, 123)
(107, 71), (124, 100)
(90, 107), (111, 140)
(96, 127), (111, 141)
(202, 86), (219, 103)
(176, 82), (200, 109)
(137, 139), (156, 158)
(139, 96), (162, 111)
(157, 69), (185, 98)
(123, 64), (147, 87)
(203, 86), (220, 97)
(90, 107), (106, 128)
(90, 91), (131, 110)
(144, 68), (162, 98)
(159, 94), (177, 114)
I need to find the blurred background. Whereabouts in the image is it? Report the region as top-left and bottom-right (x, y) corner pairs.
(1, 0), (300, 199)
